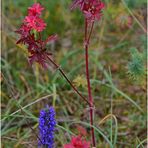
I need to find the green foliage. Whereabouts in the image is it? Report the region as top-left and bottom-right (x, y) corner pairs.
(141, 35), (147, 48)
(128, 47), (146, 80)
(128, 35), (147, 81)
(124, 0), (147, 9)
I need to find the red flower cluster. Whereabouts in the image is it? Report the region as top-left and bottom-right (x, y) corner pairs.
(16, 3), (57, 68)
(64, 135), (90, 148)
(24, 3), (46, 32)
(28, 3), (44, 16)
(71, 0), (105, 22)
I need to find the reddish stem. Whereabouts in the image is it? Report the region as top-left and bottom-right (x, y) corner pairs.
(47, 57), (91, 106)
(84, 19), (96, 147)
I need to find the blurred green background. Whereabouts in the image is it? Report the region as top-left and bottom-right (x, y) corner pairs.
(1, 0), (147, 147)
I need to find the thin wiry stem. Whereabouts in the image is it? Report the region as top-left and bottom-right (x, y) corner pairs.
(47, 57), (91, 106)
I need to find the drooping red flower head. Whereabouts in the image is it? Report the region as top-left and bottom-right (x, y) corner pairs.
(28, 3), (44, 16)
(71, 0), (105, 22)
(83, 0), (105, 21)
(64, 135), (90, 148)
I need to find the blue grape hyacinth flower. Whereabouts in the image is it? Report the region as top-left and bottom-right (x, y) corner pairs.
(38, 106), (56, 148)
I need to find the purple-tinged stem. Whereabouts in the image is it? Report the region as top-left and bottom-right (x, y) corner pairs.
(84, 19), (96, 147)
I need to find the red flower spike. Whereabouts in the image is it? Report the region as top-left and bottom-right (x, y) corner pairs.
(28, 3), (44, 16)
(64, 135), (90, 148)
(16, 3), (58, 69)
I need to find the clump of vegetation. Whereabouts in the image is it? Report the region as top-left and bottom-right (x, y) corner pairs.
(128, 47), (146, 80)
(1, 0), (147, 147)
